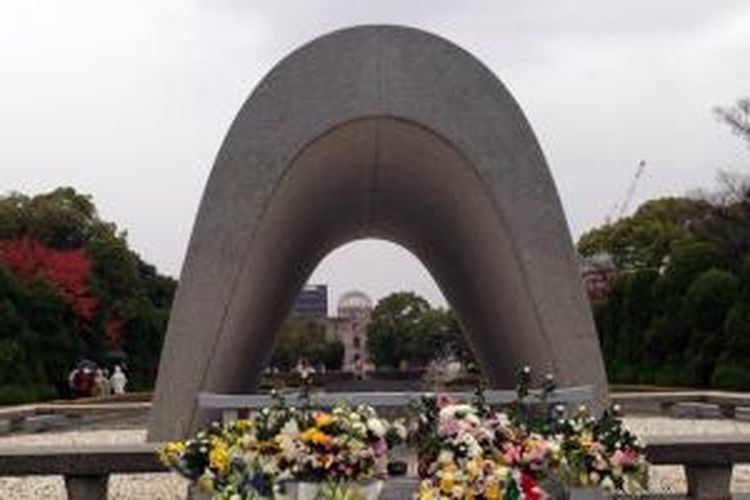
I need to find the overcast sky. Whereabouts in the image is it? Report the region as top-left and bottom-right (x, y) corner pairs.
(1, 1), (749, 309)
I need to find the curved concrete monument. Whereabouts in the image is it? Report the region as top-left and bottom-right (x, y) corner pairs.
(149, 25), (608, 440)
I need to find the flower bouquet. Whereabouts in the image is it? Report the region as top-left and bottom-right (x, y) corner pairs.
(275, 401), (402, 499)
(549, 405), (648, 498)
(158, 418), (276, 499)
(508, 368), (648, 499)
(411, 397), (553, 499)
(158, 389), (403, 499)
(411, 368), (649, 500)
(157, 391), (298, 500)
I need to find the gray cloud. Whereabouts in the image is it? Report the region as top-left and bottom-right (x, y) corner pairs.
(1, 1), (748, 307)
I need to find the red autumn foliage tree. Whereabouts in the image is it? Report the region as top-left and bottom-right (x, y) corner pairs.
(0, 238), (99, 323)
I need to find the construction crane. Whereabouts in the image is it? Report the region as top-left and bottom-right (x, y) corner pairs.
(605, 160), (647, 224)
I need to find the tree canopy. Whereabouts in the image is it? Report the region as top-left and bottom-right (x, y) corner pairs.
(583, 170), (750, 389)
(0, 188), (176, 402)
(366, 291), (474, 370)
(270, 319), (344, 371)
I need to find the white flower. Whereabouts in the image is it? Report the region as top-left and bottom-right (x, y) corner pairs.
(367, 418), (386, 437)
(393, 421), (408, 440)
(439, 404), (475, 419)
(465, 413), (481, 426)
(494, 412), (510, 427)
(280, 419), (299, 436)
(438, 449), (454, 465)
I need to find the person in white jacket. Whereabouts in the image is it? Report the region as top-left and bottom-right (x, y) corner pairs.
(110, 365), (128, 395)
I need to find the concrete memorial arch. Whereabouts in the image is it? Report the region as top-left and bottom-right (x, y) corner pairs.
(148, 25), (607, 440)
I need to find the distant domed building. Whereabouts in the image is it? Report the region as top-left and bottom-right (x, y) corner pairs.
(337, 290), (372, 318)
(329, 290), (373, 372)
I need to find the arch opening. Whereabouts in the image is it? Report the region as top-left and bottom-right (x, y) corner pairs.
(309, 238), (447, 313)
(200, 116), (554, 401)
(277, 237), (469, 376)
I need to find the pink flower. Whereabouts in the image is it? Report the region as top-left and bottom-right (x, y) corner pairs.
(372, 439), (387, 457)
(438, 419), (461, 437)
(502, 444), (521, 465)
(612, 449), (637, 467)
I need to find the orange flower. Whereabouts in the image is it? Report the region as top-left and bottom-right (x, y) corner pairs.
(301, 428), (334, 447)
(314, 413), (334, 428)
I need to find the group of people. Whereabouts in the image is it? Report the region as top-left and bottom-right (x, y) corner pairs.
(68, 361), (127, 398)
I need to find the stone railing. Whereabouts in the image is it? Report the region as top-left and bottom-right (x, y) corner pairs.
(645, 434), (750, 499)
(0, 443), (165, 500)
(0, 401), (150, 434)
(613, 391), (750, 420)
(197, 386), (595, 423)
(0, 435), (749, 499)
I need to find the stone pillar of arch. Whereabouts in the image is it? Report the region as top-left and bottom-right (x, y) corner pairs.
(148, 25), (608, 440)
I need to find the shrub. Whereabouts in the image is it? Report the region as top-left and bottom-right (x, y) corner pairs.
(664, 241), (726, 293)
(635, 367), (654, 385)
(652, 365), (682, 387)
(712, 361), (750, 390)
(0, 384), (40, 405)
(684, 269), (740, 335)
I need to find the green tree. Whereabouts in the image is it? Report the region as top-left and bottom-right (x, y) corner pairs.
(25, 279), (82, 392)
(0, 188), (177, 397)
(410, 308), (474, 366)
(0, 188), (106, 249)
(270, 320), (344, 371)
(577, 197), (712, 270)
(136, 258), (177, 309)
(714, 257), (750, 389)
(366, 292), (431, 369)
(681, 269), (740, 385)
(121, 298), (167, 390)
(689, 172), (750, 273)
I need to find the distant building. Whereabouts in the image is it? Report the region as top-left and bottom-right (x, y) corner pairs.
(580, 253), (617, 302)
(291, 284), (328, 319)
(327, 290), (373, 372)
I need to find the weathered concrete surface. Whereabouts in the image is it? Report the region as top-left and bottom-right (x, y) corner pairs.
(0, 443), (164, 476)
(148, 25), (608, 440)
(64, 475), (108, 500)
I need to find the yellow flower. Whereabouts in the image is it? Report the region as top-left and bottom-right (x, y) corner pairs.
(315, 413), (334, 428)
(484, 480), (502, 500)
(418, 482), (435, 500)
(440, 470), (455, 494)
(208, 439), (229, 475)
(157, 441), (185, 466)
(231, 419), (253, 433)
(491, 463), (509, 482)
(579, 431), (594, 449)
(579, 472), (590, 486)
(198, 472), (215, 493)
(466, 458), (480, 479)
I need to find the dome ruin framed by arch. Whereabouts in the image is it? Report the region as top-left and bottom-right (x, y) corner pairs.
(148, 25), (607, 440)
